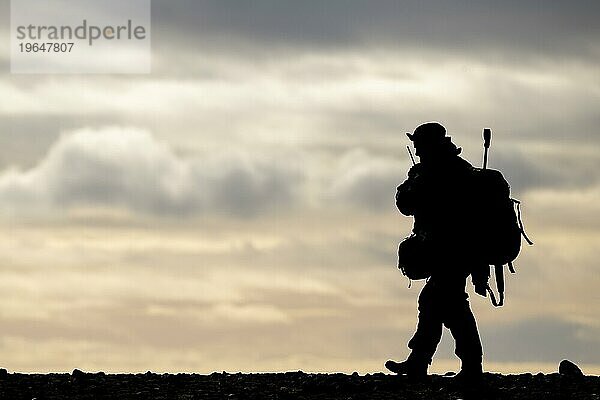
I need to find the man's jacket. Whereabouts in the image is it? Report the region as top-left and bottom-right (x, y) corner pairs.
(396, 155), (475, 263)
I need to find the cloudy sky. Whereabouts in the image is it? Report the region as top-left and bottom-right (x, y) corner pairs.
(0, 0), (599, 374)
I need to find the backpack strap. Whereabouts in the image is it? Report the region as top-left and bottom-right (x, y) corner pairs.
(486, 264), (505, 307)
(512, 199), (534, 245)
(495, 264), (505, 306)
(485, 284), (499, 307)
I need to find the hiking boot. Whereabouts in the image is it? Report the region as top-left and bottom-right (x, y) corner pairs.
(452, 365), (483, 388)
(384, 359), (428, 378)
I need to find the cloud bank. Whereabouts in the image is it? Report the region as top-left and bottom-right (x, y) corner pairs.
(1, 126), (598, 217)
(149, 0), (600, 63)
(0, 127), (303, 217)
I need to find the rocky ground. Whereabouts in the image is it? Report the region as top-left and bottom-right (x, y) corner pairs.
(0, 368), (598, 400)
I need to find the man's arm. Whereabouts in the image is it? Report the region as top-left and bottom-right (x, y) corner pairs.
(396, 164), (423, 216)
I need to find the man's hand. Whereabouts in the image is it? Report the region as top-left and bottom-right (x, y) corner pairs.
(407, 163), (423, 178)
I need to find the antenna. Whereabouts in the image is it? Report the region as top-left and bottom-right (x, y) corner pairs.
(407, 145), (416, 166)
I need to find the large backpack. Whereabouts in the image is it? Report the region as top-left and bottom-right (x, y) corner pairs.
(467, 167), (533, 306)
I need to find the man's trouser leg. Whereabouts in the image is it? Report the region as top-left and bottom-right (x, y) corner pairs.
(407, 280), (443, 364)
(444, 297), (483, 372)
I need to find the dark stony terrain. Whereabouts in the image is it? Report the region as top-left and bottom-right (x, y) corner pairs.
(0, 369), (598, 400)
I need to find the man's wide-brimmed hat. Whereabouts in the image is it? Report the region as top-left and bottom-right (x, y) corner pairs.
(406, 122), (447, 146)
(406, 122), (462, 156)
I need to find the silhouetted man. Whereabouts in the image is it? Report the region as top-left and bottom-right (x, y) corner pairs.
(386, 122), (484, 381)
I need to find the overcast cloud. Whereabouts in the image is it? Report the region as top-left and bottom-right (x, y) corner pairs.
(148, 1), (600, 61)
(0, 127), (303, 217)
